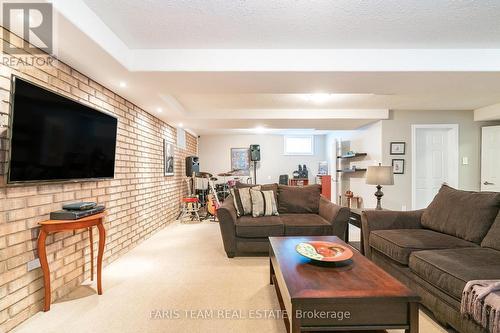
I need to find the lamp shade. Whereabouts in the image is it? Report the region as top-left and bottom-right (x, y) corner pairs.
(366, 165), (394, 185)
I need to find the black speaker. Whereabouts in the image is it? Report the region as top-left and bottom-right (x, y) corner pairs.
(185, 156), (199, 177)
(250, 144), (260, 161)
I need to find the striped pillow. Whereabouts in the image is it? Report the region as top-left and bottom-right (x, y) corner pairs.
(250, 189), (279, 217)
(230, 186), (261, 217)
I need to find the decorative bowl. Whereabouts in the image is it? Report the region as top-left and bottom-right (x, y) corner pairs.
(296, 241), (354, 262)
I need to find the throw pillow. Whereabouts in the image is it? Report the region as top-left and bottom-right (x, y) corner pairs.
(236, 182), (279, 207)
(277, 184), (321, 214)
(481, 211), (500, 251)
(250, 189), (279, 217)
(421, 184), (500, 243)
(231, 185), (261, 217)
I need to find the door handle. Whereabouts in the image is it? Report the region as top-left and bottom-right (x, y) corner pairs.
(484, 181), (495, 185)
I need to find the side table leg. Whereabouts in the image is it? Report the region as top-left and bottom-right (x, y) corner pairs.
(406, 302), (419, 333)
(96, 222), (106, 295)
(37, 229), (50, 311)
(89, 227), (94, 281)
(270, 258), (274, 285)
(345, 220), (350, 243)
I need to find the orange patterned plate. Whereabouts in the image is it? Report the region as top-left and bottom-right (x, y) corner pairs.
(296, 241), (354, 262)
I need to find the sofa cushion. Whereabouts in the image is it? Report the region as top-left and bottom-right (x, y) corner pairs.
(278, 184), (321, 214)
(280, 214), (331, 236)
(370, 229), (478, 265)
(421, 185), (500, 243)
(409, 248), (500, 301)
(482, 212), (500, 251)
(235, 215), (283, 238)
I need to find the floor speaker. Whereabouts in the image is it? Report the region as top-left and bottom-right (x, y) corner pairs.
(250, 144), (260, 161)
(186, 156), (199, 177)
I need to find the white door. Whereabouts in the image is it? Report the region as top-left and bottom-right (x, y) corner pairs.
(481, 126), (500, 192)
(412, 125), (459, 209)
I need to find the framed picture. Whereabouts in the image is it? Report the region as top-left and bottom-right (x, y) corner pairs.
(164, 140), (174, 176)
(230, 148), (250, 176)
(390, 142), (406, 155)
(392, 159), (405, 174)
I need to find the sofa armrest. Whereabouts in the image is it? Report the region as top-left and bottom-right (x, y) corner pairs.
(217, 195), (238, 257)
(361, 209), (425, 258)
(319, 196), (350, 241)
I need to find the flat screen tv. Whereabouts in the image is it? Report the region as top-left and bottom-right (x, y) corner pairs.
(8, 77), (118, 183)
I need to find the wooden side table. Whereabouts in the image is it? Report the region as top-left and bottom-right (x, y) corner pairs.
(37, 212), (106, 311)
(346, 208), (387, 255)
(346, 208), (363, 253)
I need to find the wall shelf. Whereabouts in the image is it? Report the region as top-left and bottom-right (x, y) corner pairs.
(336, 153), (367, 159)
(336, 168), (367, 173)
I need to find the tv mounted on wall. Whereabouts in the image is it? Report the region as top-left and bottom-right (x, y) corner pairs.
(8, 76), (118, 184)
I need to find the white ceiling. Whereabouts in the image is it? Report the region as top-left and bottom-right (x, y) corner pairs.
(18, 0), (500, 134)
(82, 0), (500, 49)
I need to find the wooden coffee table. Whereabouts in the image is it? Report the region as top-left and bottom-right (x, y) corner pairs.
(269, 236), (419, 333)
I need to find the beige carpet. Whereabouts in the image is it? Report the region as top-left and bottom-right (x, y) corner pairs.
(13, 221), (450, 333)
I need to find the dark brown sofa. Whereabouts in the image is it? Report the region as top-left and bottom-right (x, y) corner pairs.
(218, 184), (349, 257)
(362, 185), (500, 333)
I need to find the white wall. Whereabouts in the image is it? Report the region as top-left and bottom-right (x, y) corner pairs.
(198, 134), (327, 184)
(337, 122), (383, 208)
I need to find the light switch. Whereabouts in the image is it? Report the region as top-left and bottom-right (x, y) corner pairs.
(462, 157), (469, 165)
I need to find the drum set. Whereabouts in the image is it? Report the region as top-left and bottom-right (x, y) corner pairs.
(179, 169), (252, 222)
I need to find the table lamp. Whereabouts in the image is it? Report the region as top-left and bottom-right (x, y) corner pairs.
(366, 163), (394, 210)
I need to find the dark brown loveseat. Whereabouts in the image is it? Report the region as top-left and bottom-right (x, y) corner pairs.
(218, 184), (349, 257)
(362, 185), (500, 333)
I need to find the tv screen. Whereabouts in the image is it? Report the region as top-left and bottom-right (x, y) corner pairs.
(8, 77), (118, 183)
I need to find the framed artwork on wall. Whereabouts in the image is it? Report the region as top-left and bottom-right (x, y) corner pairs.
(392, 159), (405, 174)
(230, 148), (250, 176)
(164, 140), (174, 176)
(390, 142), (406, 155)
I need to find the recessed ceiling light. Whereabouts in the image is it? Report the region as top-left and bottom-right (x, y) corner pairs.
(119, 81), (127, 88)
(157, 108), (163, 113)
(254, 126), (265, 133)
(178, 123), (184, 128)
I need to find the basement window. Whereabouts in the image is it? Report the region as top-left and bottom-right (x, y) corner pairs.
(283, 135), (314, 155)
(177, 128), (186, 150)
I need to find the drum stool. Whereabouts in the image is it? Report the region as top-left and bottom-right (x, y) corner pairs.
(178, 196), (201, 222)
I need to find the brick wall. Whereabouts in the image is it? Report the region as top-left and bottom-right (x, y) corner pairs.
(0, 28), (197, 332)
